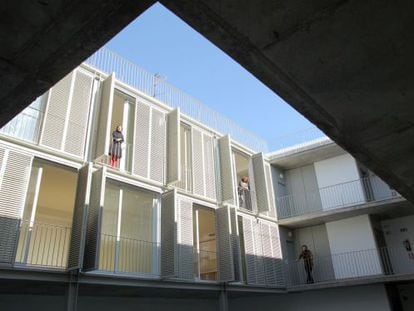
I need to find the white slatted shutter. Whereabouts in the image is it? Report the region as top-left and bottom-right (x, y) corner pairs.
(192, 128), (204, 196)
(242, 216), (265, 286)
(260, 220), (284, 287)
(166, 109), (180, 184)
(40, 72), (73, 150)
(64, 70), (93, 157)
(161, 190), (177, 277)
(264, 163), (277, 218)
(252, 153), (271, 213)
(133, 102), (150, 178)
(68, 164), (92, 270)
(218, 135), (235, 204)
(0, 148), (32, 265)
(215, 205), (235, 281)
(150, 108), (166, 183)
(203, 133), (217, 200)
(95, 74), (115, 158)
(176, 196), (194, 280)
(83, 167), (106, 271)
(229, 207), (243, 282)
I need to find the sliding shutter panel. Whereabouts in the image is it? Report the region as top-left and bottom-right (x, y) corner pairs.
(252, 153), (270, 213)
(95, 74), (115, 159)
(68, 164), (92, 270)
(176, 196), (194, 280)
(218, 135), (235, 204)
(161, 190), (177, 277)
(166, 109), (180, 185)
(150, 109), (166, 183)
(265, 163), (277, 218)
(192, 128), (204, 196)
(0, 148), (32, 265)
(260, 221), (284, 287)
(83, 167), (106, 271)
(40, 72), (73, 150)
(203, 133), (217, 200)
(64, 70), (93, 157)
(133, 102), (151, 178)
(215, 206), (234, 281)
(229, 207), (243, 282)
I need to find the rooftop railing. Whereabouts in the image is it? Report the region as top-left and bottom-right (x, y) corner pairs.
(277, 175), (401, 219)
(286, 246), (411, 287)
(85, 47), (268, 153)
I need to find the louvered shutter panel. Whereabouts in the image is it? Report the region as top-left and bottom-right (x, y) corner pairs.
(192, 128), (204, 196)
(176, 196), (194, 280)
(133, 102), (150, 178)
(68, 164), (92, 270)
(0, 148), (32, 265)
(83, 167), (106, 271)
(248, 159), (258, 212)
(229, 206), (243, 282)
(95, 74), (115, 158)
(40, 72), (73, 150)
(203, 133), (217, 200)
(215, 205), (235, 281)
(166, 108), (180, 184)
(150, 108), (166, 183)
(260, 220), (284, 287)
(252, 153), (270, 213)
(64, 70), (93, 157)
(242, 216), (265, 286)
(264, 163), (277, 218)
(218, 136), (235, 204)
(161, 190), (177, 277)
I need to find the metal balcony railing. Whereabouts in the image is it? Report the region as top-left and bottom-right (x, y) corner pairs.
(85, 47), (268, 153)
(238, 188), (254, 212)
(285, 246), (412, 287)
(98, 233), (160, 276)
(14, 220), (71, 269)
(194, 249), (218, 281)
(277, 176), (401, 219)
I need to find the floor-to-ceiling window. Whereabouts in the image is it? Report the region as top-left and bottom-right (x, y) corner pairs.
(99, 180), (159, 275)
(232, 150), (253, 211)
(15, 160), (77, 268)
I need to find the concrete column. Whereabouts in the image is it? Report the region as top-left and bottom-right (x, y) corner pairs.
(66, 273), (79, 311)
(219, 289), (228, 311)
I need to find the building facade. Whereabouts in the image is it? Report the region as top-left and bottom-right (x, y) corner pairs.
(0, 52), (413, 310)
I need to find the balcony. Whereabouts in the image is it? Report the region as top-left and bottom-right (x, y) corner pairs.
(94, 142), (134, 173)
(277, 175), (402, 220)
(238, 188), (254, 212)
(285, 246), (414, 287)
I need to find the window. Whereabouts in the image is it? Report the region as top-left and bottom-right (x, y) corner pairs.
(232, 149), (253, 211)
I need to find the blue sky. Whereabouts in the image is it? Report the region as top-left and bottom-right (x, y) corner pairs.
(105, 3), (315, 151)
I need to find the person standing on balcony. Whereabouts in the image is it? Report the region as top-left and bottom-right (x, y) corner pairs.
(109, 125), (124, 168)
(238, 176), (251, 210)
(298, 245), (314, 284)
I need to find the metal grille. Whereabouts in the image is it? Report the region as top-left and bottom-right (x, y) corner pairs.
(203, 133), (216, 200)
(229, 206), (243, 282)
(83, 167), (105, 271)
(0, 150), (33, 219)
(218, 136), (235, 204)
(215, 206), (234, 281)
(166, 109), (180, 184)
(150, 108), (166, 183)
(133, 102), (150, 178)
(177, 196), (194, 280)
(191, 128), (204, 197)
(95, 74), (115, 158)
(68, 164), (91, 269)
(64, 70), (93, 157)
(252, 153), (270, 213)
(161, 190), (176, 277)
(40, 72), (73, 150)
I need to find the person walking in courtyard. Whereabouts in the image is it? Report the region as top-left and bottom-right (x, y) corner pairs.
(109, 125), (124, 168)
(298, 244), (314, 284)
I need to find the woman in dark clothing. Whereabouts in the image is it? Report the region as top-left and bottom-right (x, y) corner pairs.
(109, 125), (124, 168)
(298, 245), (314, 284)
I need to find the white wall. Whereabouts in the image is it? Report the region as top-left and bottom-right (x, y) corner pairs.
(314, 154), (366, 210)
(381, 215), (414, 274)
(229, 284), (391, 311)
(326, 215), (383, 279)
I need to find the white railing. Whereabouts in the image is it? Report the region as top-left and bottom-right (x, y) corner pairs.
(85, 47), (268, 152)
